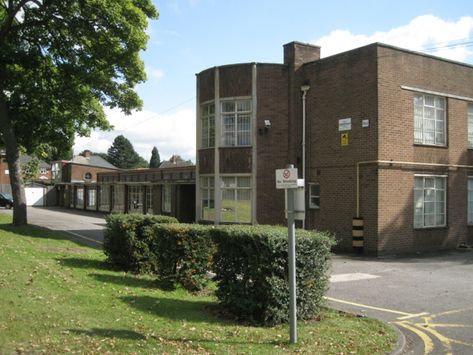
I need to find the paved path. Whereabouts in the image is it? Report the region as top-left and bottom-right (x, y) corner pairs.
(3, 206), (106, 248)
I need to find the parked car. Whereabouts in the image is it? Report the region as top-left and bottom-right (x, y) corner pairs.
(0, 193), (13, 209)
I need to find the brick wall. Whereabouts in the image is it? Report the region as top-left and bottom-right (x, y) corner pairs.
(301, 44), (379, 253)
(377, 45), (473, 254)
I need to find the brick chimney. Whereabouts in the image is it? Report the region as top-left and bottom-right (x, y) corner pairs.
(83, 150), (92, 158)
(284, 41), (321, 71)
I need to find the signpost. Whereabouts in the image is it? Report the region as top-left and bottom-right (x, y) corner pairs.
(275, 165), (304, 344)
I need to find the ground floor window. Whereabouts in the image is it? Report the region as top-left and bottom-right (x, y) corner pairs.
(468, 177), (473, 224)
(162, 184), (171, 213)
(113, 185), (124, 212)
(145, 186), (153, 214)
(309, 183), (320, 209)
(414, 175), (446, 228)
(99, 185), (110, 212)
(200, 176), (215, 220)
(221, 176), (251, 223)
(86, 187), (96, 210)
(128, 185), (143, 213)
(76, 187), (84, 208)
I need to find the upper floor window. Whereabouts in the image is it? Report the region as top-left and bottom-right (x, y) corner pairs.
(221, 99), (251, 147)
(414, 94), (446, 146)
(468, 105), (473, 148)
(201, 103), (215, 148)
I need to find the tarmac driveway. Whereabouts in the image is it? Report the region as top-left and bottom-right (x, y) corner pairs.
(328, 252), (473, 354)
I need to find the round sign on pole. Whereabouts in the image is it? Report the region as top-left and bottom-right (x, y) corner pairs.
(283, 169), (291, 179)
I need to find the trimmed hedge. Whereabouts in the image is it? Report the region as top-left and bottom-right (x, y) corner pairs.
(103, 214), (178, 273)
(211, 225), (335, 325)
(148, 223), (216, 292)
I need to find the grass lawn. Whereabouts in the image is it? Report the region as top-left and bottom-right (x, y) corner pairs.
(0, 213), (397, 354)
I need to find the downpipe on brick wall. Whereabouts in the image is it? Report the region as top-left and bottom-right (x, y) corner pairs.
(301, 84), (310, 229)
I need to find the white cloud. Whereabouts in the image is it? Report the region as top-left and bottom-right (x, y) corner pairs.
(146, 66), (165, 80)
(73, 107), (196, 163)
(312, 15), (473, 62)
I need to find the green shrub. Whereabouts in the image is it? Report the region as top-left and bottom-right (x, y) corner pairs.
(211, 225), (335, 325)
(103, 214), (178, 273)
(148, 223), (215, 292)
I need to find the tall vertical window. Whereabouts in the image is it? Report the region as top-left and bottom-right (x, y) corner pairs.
(468, 178), (473, 225)
(221, 99), (251, 147)
(309, 183), (320, 209)
(99, 185), (110, 212)
(468, 105), (473, 148)
(201, 103), (215, 148)
(87, 187), (96, 209)
(414, 94), (446, 146)
(414, 175), (446, 228)
(221, 176), (251, 223)
(162, 184), (171, 213)
(76, 187), (84, 208)
(113, 185), (124, 212)
(128, 185), (142, 213)
(201, 176), (215, 220)
(145, 186), (153, 214)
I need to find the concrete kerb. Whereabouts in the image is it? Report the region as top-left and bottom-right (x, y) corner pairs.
(388, 323), (407, 355)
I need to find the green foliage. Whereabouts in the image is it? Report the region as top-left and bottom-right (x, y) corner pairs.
(148, 224), (216, 292)
(21, 157), (40, 183)
(0, 0), (158, 155)
(0, 0), (158, 224)
(211, 225), (336, 325)
(103, 213), (177, 273)
(149, 146), (161, 168)
(107, 135), (148, 169)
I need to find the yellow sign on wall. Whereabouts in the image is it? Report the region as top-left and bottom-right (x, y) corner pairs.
(341, 133), (349, 146)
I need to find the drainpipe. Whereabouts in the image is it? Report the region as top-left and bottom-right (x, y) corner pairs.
(300, 85), (310, 229)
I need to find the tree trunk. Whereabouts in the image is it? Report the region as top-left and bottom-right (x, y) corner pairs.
(0, 73), (28, 226)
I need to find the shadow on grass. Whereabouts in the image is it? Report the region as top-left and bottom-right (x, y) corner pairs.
(57, 257), (112, 271)
(121, 295), (224, 324)
(0, 223), (101, 250)
(91, 273), (159, 289)
(68, 328), (146, 340)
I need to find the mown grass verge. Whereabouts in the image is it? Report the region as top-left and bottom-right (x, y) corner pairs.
(0, 213), (397, 354)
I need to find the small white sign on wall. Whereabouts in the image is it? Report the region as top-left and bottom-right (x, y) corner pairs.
(338, 118), (352, 131)
(362, 119), (369, 128)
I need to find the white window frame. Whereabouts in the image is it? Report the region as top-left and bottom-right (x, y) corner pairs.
(468, 177), (473, 225)
(162, 184), (171, 213)
(468, 105), (473, 148)
(414, 94), (446, 146)
(309, 183), (320, 209)
(221, 99), (252, 147)
(220, 175), (252, 223)
(201, 103), (215, 148)
(414, 175), (447, 229)
(200, 176), (215, 221)
(145, 186), (153, 214)
(99, 185), (110, 212)
(128, 185), (142, 213)
(87, 187), (96, 209)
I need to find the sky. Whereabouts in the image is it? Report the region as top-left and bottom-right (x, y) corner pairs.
(73, 0), (473, 163)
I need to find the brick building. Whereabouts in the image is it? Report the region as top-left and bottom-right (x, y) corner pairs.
(196, 41), (473, 255)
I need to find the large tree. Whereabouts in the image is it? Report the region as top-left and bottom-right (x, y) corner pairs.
(107, 134), (147, 169)
(149, 146), (160, 168)
(0, 1), (158, 225)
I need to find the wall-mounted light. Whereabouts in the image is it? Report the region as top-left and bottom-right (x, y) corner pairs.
(259, 119), (272, 135)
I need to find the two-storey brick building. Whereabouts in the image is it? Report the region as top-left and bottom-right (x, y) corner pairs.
(196, 41), (473, 255)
